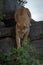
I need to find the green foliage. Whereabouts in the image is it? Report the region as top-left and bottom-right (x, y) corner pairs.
(17, 0), (27, 6)
(0, 39), (43, 65)
(0, 40), (36, 65)
(0, 46), (32, 65)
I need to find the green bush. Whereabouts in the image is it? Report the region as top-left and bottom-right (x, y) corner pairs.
(0, 46), (32, 65)
(0, 46), (40, 65)
(0, 39), (42, 65)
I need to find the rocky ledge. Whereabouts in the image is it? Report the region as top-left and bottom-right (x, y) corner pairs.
(30, 19), (43, 55)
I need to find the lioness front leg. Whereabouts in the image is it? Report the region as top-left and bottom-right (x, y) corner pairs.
(23, 31), (29, 45)
(16, 31), (21, 49)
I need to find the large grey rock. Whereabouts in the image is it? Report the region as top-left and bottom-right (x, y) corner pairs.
(0, 22), (16, 55)
(30, 39), (43, 59)
(0, 27), (15, 38)
(3, 0), (21, 14)
(0, 21), (5, 28)
(30, 19), (43, 41)
(0, 37), (16, 55)
(30, 39), (43, 50)
(3, 0), (17, 13)
(0, 26), (16, 55)
(30, 19), (43, 55)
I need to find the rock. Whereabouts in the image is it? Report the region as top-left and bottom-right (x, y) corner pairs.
(3, 0), (21, 13)
(3, 0), (17, 13)
(0, 21), (5, 28)
(30, 19), (43, 56)
(0, 27), (15, 38)
(0, 20), (16, 55)
(30, 19), (43, 41)
(30, 39), (43, 51)
(3, 16), (16, 27)
(32, 40), (43, 48)
(0, 37), (16, 55)
(0, 26), (16, 55)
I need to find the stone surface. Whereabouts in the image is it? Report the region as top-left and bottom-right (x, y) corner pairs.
(0, 21), (5, 28)
(0, 37), (16, 55)
(0, 21), (16, 55)
(0, 27), (15, 38)
(3, 0), (21, 15)
(30, 19), (43, 55)
(31, 39), (43, 48)
(30, 19), (43, 41)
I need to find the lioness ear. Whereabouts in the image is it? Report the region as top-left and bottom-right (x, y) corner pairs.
(15, 11), (17, 22)
(15, 9), (19, 22)
(26, 8), (31, 18)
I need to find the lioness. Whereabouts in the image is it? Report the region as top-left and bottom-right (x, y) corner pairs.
(15, 7), (31, 48)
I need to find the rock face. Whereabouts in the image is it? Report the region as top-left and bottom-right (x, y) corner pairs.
(0, 27), (13, 37)
(3, 0), (21, 15)
(0, 21), (16, 55)
(0, 37), (16, 55)
(30, 19), (43, 54)
(0, 0), (22, 55)
(30, 19), (43, 41)
(0, 21), (5, 28)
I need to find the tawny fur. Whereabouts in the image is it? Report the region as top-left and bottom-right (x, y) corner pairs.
(14, 7), (31, 48)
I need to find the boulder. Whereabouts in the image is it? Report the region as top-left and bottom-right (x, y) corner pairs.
(30, 19), (43, 55)
(0, 37), (16, 55)
(30, 19), (43, 41)
(0, 27), (15, 38)
(0, 21), (5, 28)
(31, 39), (43, 48)
(3, 0), (21, 13)
(0, 21), (16, 55)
